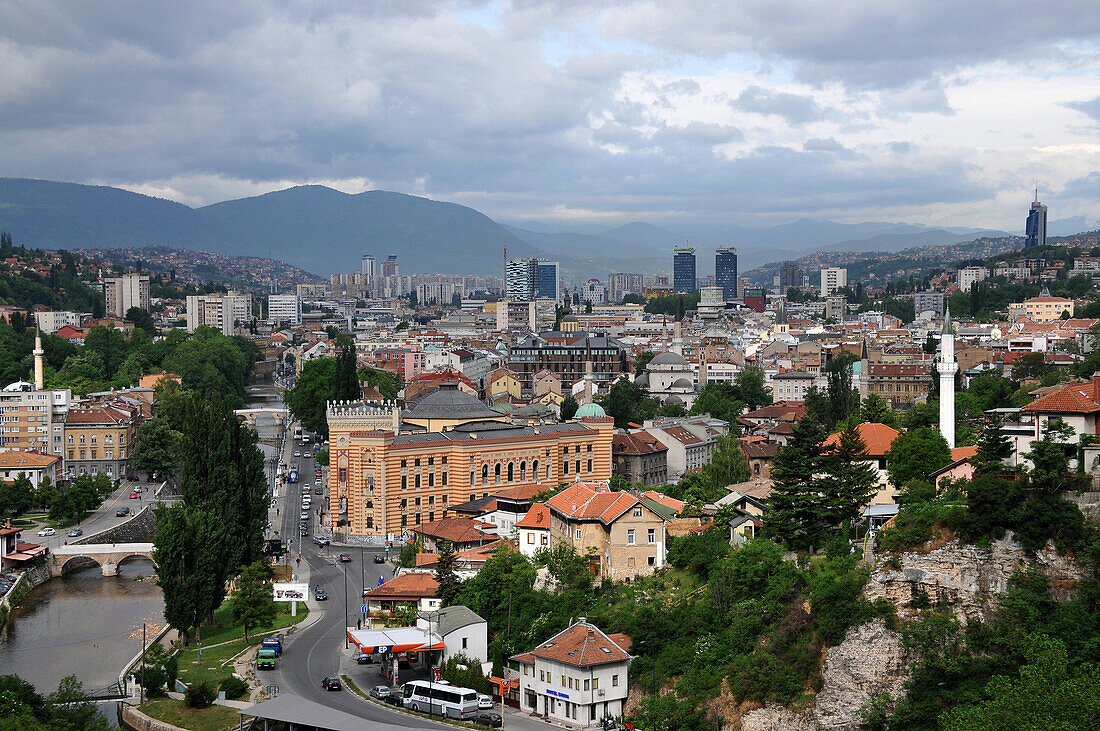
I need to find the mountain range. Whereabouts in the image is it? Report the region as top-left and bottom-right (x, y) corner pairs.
(0, 177), (1015, 280)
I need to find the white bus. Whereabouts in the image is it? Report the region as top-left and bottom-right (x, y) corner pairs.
(402, 680), (480, 719)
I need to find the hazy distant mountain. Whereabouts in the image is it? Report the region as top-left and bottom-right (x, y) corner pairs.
(0, 178), (540, 275)
(600, 222), (687, 251)
(819, 228), (1011, 255)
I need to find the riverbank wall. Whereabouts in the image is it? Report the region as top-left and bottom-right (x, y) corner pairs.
(0, 559), (51, 625)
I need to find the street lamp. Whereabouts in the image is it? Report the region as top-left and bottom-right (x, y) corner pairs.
(343, 558), (349, 649)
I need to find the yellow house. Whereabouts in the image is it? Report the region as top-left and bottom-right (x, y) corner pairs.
(487, 368), (522, 400)
(1008, 296), (1075, 323)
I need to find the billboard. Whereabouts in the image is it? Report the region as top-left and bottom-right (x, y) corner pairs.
(273, 582), (308, 602)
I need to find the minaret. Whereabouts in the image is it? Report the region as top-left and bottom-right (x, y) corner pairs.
(937, 307), (957, 448)
(33, 328), (45, 391)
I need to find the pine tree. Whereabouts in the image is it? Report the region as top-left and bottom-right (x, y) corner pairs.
(765, 416), (830, 551)
(333, 344), (360, 403)
(973, 413), (1013, 476)
(823, 422), (879, 526)
(434, 541), (462, 608)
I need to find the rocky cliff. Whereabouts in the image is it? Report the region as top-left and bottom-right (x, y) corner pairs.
(864, 535), (1085, 623)
(742, 536), (1086, 730)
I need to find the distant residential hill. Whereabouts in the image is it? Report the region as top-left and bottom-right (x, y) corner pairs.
(0, 179), (541, 275)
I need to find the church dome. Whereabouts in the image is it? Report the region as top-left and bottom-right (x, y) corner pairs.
(672, 378), (694, 389)
(574, 402), (606, 418)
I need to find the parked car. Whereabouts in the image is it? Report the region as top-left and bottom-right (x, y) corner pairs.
(478, 694), (494, 709)
(373, 554), (386, 564)
(370, 685), (390, 699)
(67, 528), (83, 538)
(37, 527), (55, 537)
(475, 711), (503, 728)
(339, 553), (352, 562)
(314, 587), (328, 600)
(321, 676), (342, 691)
(356, 652), (373, 665)
(383, 692), (405, 707)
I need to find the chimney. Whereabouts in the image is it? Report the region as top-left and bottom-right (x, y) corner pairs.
(1093, 372), (1100, 403)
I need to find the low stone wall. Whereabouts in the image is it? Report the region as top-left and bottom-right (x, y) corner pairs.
(74, 504), (157, 545)
(118, 703), (188, 731)
(1065, 490), (1100, 519)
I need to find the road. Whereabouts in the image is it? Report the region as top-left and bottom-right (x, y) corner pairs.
(32, 478), (157, 551)
(269, 434), (447, 729)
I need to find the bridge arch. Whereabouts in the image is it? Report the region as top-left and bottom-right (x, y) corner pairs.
(50, 543), (156, 577)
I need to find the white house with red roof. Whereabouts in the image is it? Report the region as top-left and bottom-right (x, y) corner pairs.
(511, 618), (632, 727)
(1021, 374), (1100, 444)
(516, 502), (551, 558)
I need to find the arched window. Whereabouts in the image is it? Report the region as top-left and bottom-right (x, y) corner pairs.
(508, 463), (514, 482)
(494, 463), (502, 485)
(520, 461), (527, 481)
(482, 464), (488, 485)
(545, 463), (551, 480)
(366, 500), (373, 509)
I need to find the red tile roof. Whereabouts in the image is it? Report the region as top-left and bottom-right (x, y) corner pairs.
(950, 445), (979, 462)
(546, 483), (640, 524)
(363, 572), (438, 600)
(512, 621), (632, 668)
(641, 491), (684, 513)
(613, 432), (668, 456)
(661, 426), (702, 445)
(823, 422), (900, 458)
(515, 502), (550, 530)
(412, 517), (497, 544)
(1023, 379), (1100, 414)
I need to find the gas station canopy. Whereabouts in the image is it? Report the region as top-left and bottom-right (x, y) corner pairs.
(346, 625), (443, 655)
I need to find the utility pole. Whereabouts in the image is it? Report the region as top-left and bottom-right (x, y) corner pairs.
(343, 559), (349, 649)
(140, 623), (146, 704)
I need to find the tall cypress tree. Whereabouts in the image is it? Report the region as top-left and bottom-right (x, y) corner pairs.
(333, 344), (360, 403)
(765, 416), (830, 551)
(973, 413), (1013, 476)
(434, 541), (462, 608)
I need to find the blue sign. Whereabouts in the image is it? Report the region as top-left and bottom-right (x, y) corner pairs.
(375, 645), (391, 654)
(546, 689), (570, 699)
(360, 604), (369, 613)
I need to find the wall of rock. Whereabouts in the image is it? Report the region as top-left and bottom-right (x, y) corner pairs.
(812, 619), (908, 730)
(864, 535), (1085, 623)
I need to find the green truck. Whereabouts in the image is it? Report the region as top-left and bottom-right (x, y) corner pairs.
(257, 648), (278, 670)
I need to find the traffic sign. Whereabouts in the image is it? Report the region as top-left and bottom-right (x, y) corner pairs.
(360, 604), (369, 613)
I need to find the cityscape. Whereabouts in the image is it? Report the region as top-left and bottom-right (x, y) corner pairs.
(1, 4), (1100, 731)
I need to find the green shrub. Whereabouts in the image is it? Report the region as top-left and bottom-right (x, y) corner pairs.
(185, 681), (216, 708)
(219, 675), (248, 700)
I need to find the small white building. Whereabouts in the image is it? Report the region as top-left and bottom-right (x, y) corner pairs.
(516, 503), (551, 558)
(418, 605), (489, 666)
(512, 619), (633, 728)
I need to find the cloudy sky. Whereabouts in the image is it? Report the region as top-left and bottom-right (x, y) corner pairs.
(2, 0), (1099, 231)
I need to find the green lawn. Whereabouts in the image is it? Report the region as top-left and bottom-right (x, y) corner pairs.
(140, 697), (242, 731)
(196, 599), (308, 647)
(175, 637), (253, 687)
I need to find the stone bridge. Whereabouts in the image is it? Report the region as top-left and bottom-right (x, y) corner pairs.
(49, 543), (155, 577)
(234, 408), (289, 429)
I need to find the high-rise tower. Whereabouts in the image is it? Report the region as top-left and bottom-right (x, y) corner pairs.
(715, 248), (738, 299)
(673, 247), (696, 293)
(1025, 191), (1047, 248)
(938, 307), (957, 448)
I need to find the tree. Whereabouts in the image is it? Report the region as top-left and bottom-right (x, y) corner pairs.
(230, 561), (278, 641)
(333, 343), (360, 403)
(434, 541), (462, 608)
(859, 394), (895, 427)
(825, 353), (860, 426)
(823, 422), (881, 526)
(633, 351), (655, 375)
(1025, 419), (1075, 494)
(1012, 352), (1050, 382)
(124, 306), (155, 334)
(690, 382), (745, 425)
(973, 413), (1014, 475)
(0, 473), (33, 518)
(559, 395), (579, 421)
(359, 366), (400, 401)
(765, 416), (831, 551)
(887, 428), (952, 488)
(130, 418), (184, 480)
(941, 634), (1100, 731)
(285, 357), (337, 435)
(597, 376), (659, 429)
(707, 433), (751, 489)
(735, 367), (772, 410)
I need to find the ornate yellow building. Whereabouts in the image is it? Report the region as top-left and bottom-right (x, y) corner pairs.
(327, 385), (613, 537)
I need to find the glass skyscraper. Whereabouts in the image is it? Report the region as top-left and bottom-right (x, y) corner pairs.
(673, 247), (696, 293)
(536, 261), (560, 301)
(1025, 198), (1047, 248)
(715, 247), (738, 299)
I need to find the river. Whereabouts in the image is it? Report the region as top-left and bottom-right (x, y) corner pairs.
(0, 559), (163, 696)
